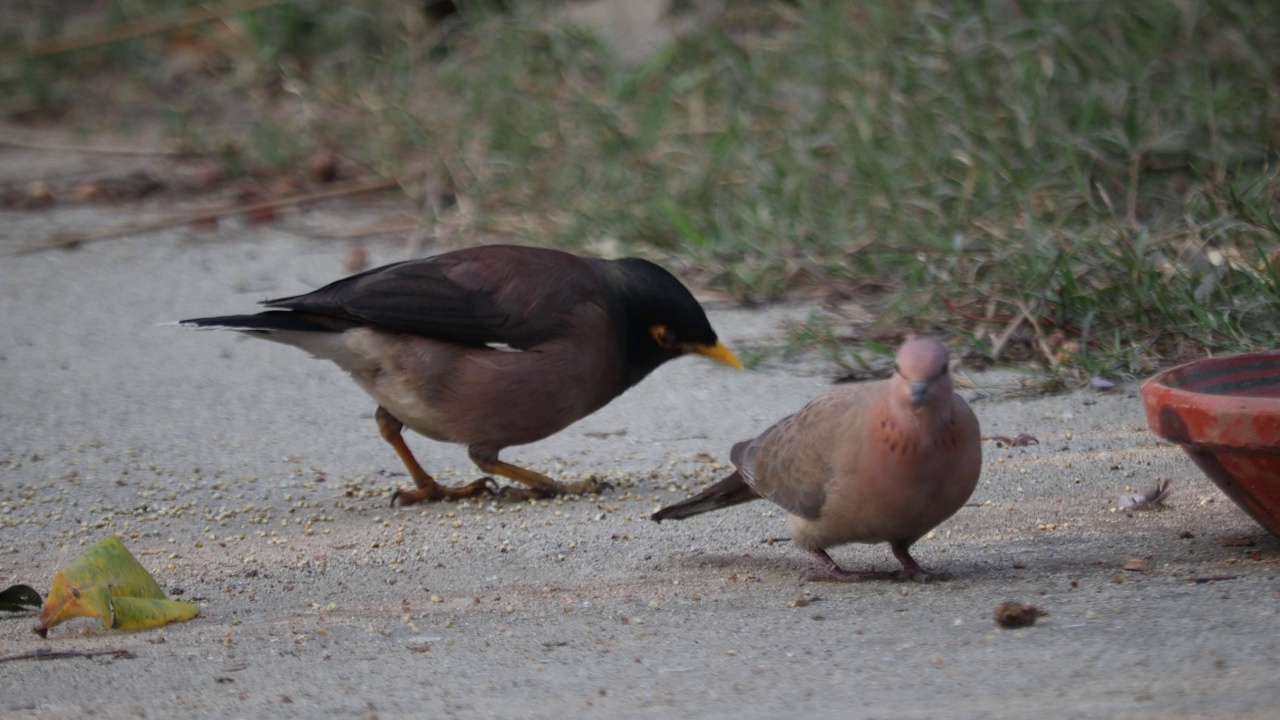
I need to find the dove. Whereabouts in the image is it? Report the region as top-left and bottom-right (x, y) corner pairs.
(653, 337), (981, 580)
(180, 244), (741, 504)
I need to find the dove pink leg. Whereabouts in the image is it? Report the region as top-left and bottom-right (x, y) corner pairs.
(812, 549), (857, 578)
(810, 550), (894, 581)
(810, 543), (929, 582)
(889, 540), (928, 581)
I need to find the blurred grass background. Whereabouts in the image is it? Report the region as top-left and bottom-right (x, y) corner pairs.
(2, 0), (1277, 383)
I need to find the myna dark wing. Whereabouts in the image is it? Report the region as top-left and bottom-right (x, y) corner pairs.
(262, 246), (601, 348)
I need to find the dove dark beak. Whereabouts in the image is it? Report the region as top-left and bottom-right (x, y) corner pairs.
(910, 380), (931, 408)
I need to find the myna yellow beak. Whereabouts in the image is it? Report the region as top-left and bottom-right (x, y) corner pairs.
(691, 340), (744, 370)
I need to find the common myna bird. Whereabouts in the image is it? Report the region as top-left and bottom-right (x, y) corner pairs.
(652, 338), (980, 581)
(181, 244), (741, 504)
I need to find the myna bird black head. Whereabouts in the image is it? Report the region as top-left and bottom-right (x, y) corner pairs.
(597, 257), (742, 386)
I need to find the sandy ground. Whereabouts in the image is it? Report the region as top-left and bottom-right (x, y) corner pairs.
(1, 179), (1278, 719)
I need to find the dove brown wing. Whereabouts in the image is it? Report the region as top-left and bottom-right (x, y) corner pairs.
(732, 384), (882, 520)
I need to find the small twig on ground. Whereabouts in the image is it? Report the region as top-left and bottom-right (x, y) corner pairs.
(0, 129), (185, 157)
(984, 433), (1040, 447)
(0, 648), (136, 663)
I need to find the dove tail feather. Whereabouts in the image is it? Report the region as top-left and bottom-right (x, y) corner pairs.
(651, 471), (759, 522)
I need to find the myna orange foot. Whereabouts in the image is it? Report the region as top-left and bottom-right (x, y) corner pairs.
(377, 407), (497, 506)
(391, 476), (496, 506)
(494, 476), (612, 503)
(471, 450), (611, 500)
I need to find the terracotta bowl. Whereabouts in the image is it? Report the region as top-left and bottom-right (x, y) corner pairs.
(1141, 351), (1280, 537)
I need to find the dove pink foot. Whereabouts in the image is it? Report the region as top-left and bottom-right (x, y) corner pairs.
(809, 547), (928, 582)
(889, 540), (929, 582)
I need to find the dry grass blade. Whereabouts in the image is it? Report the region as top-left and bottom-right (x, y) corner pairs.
(2, 177), (399, 257)
(0, 0), (284, 65)
(989, 310), (1026, 363)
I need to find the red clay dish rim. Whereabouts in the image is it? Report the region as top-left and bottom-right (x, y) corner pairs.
(1141, 350), (1280, 451)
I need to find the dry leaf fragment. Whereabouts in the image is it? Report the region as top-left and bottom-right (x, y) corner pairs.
(994, 602), (1045, 628)
(344, 246), (369, 273)
(75, 182), (101, 202)
(1120, 478), (1172, 511)
(26, 180), (54, 208)
(1219, 536), (1256, 547)
(1123, 558), (1151, 572)
(74, 172), (163, 202)
(244, 207), (277, 225)
(312, 146), (339, 183)
(35, 535), (199, 637)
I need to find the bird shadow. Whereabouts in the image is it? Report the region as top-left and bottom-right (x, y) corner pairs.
(659, 550), (947, 585)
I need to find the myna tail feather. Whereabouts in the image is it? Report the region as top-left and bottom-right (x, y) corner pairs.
(178, 311), (340, 334)
(650, 471), (758, 522)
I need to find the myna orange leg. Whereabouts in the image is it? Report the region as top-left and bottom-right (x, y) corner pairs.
(468, 448), (609, 501)
(377, 408), (496, 505)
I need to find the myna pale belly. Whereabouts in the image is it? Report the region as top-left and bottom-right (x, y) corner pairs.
(182, 244), (741, 504)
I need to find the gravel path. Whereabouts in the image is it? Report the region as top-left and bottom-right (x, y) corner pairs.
(2, 203), (1277, 719)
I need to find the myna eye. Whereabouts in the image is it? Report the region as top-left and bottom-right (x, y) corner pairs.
(650, 325), (678, 349)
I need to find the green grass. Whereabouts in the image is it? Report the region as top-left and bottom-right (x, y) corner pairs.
(3, 0), (1277, 382)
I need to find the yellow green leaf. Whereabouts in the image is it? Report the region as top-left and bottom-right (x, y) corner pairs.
(109, 597), (200, 630)
(35, 535), (199, 636)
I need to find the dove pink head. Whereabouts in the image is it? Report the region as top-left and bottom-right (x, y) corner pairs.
(892, 337), (953, 410)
